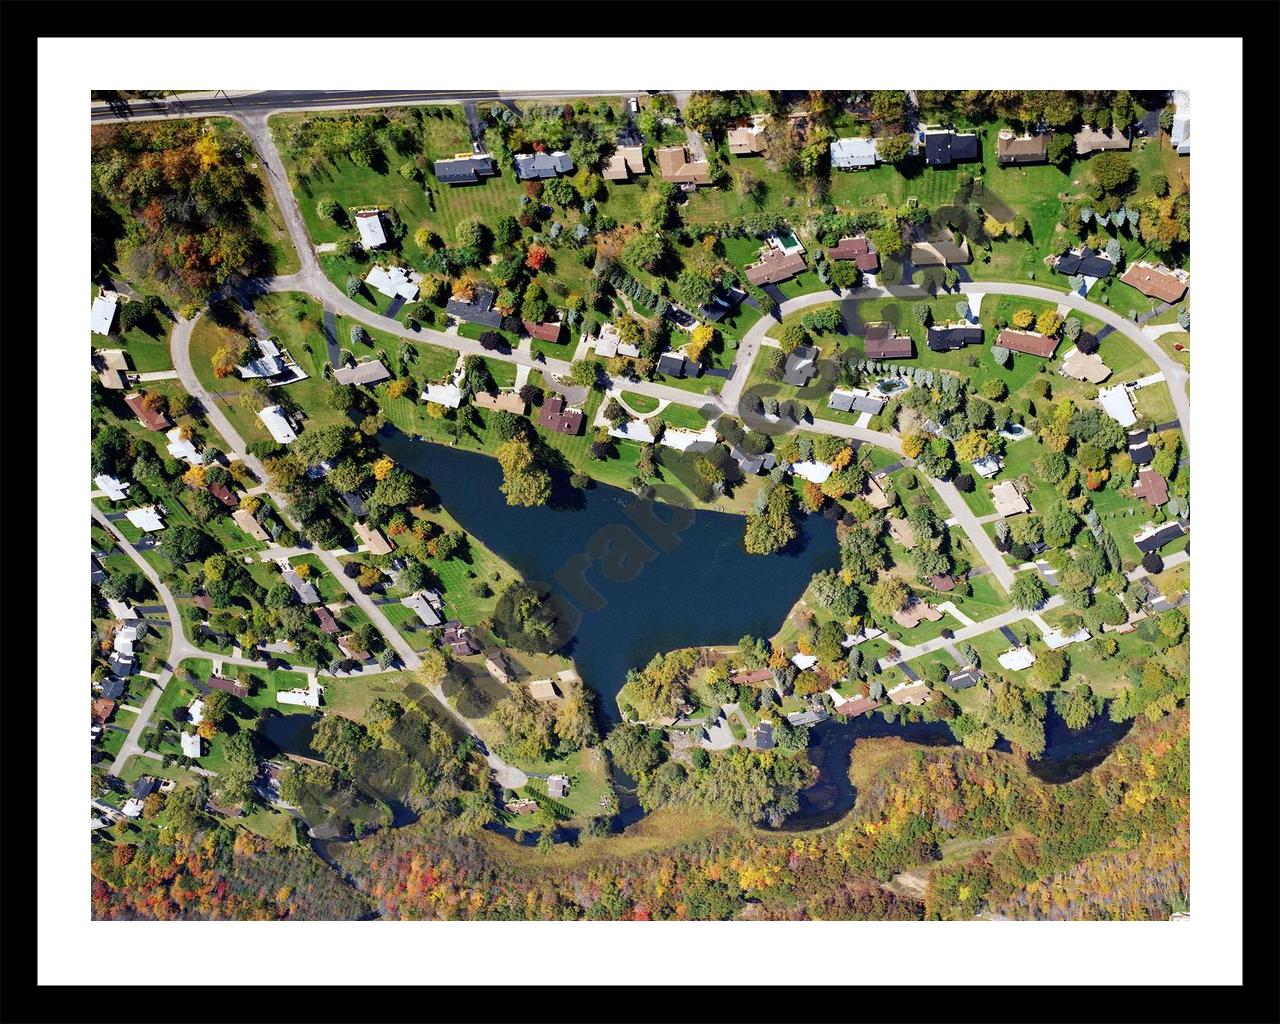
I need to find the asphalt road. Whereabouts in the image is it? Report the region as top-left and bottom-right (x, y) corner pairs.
(90, 89), (643, 124)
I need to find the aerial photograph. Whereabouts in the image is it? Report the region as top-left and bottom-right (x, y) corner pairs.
(87, 87), (1192, 923)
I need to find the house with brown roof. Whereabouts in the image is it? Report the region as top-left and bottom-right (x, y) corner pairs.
(313, 605), (340, 635)
(472, 390), (527, 414)
(523, 319), (564, 344)
(892, 599), (943, 630)
(1073, 125), (1130, 155)
(537, 395), (584, 435)
(354, 521), (393, 556)
(886, 680), (932, 706)
(92, 698), (116, 724)
(95, 349), (130, 390)
(655, 145), (712, 186)
(827, 236), (880, 273)
(1119, 262), (1189, 304)
(727, 118), (767, 156)
(208, 674), (250, 699)
(997, 329), (1059, 359)
(207, 482), (238, 508)
(232, 508), (269, 542)
(123, 393), (171, 431)
(834, 694), (881, 716)
(863, 323), (913, 360)
(528, 678), (562, 702)
(601, 144), (647, 182)
(744, 246), (807, 287)
(996, 130), (1050, 165)
(732, 668), (775, 685)
(1131, 468), (1169, 507)
(930, 574), (957, 592)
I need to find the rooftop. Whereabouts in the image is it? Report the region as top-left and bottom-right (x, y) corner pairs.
(354, 209), (388, 249)
(1119, 262), (1189, 303)
(997, 329), (1058, 359)
(537, 395), (584, 435)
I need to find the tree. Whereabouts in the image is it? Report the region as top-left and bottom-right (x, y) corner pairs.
(1142, 551), (1164, 575)
(1010, 571), (1048, 611)
(567, 359), (602, 391)
(869, 225), (903, 259)
(1047, 132), (1075, 166)
(1011, 308), (1035, 330)
(495, 436), (552, 508)
(623, 232), (668, 273)
(525, 244), (551, 271)
(911, 302), (932, 329)
(871, 576), (910, 617)
(1090, 152), (1135, 195)
(991, 345), (1011, 367)
(875, 132), (913, 164)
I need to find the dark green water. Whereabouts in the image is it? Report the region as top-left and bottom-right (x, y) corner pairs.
(377, 427), (840, 721)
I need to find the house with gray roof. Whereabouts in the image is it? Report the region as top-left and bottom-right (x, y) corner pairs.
(782, 345), (819, 387)
(281, 569), (320, 605)
(514, 150), (573, 180)
(830, 136), (879, 170)
(434, 152), (497, 185)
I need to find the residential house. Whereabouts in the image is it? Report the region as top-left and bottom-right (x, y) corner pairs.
(188, 698), (205, 724)
(892, 599), (943, 630)
(834, 694), (881, 716)
(95, 348), (130, 389)
(1060, 347), (1112, 384)
(422, 380), (464, 409)
(91, 697), (116, 724)
(433, 152), (497, 185)
(697, 285), (747, 323)
(313, 605), (340, 635)
(522, 319), (564, 344)
(1054, 246), (1114, 279)
(922, 128), (979, 167)
(340, 490), (368, 517)
(402, 589), (444, 627)
(99, 677), (126, 700)
(528, 678), (562, 702)
(830, 136), (879, 170)
(354, 209), (388, 249)
(1170, 90), (1191, 155)
(657, 351), (696, 378)
(123, 393), (171, 431)
(1119, 262), (1189, 303)
(789, 460), (833, 484)
(591, 321), (640, 359)
(996, 129), (1051, 165)
(445, 285), (515, 332)
(842, 625), (884, 647)
(1073, 125), (1130, 155)
(886, 680), (932, 706)
(863, 323), (913, 360)
(90, 552), (108, 584)
(601, 144), (647, 182)
(505, 798), (540, 815)
(744, 246), (807, 287)
(1127, 430), (1155, 466)
(1132, 468), (1170, 507)
(781, 345), (819, 387)
(333, 359), (392, 386)
(536, 395), (584, 435)
(791, 652), (818, 671)
(484, 652), (513, 685)
(354, 521), (393, 556)
(746, 721), (775, 751)
(472, 390), (527, 414)
(441, 622), (480, 656)
(514, 150), (574, 180)
(281, 568), (320, 605)
(728, 113), (768, 155)
(1134, 521), (1186, 554)
(1097, 384), (1137, 427)
(926, 323), (984, 352)
(729, 445), (777, 476)
(908, 226), (972, 267)
(826, 235), (879, 273)
(972, 454), (1003, 479)
(997, 329), (1059, 359)
(277, 676), (324, 708)
(125, 505), (165, 532)
(258, 405), (298, 444)
(365, 265), (420, 301)
(207, 674), (250, 699)
(991, 480), (1030, 517)
(997, 646), (1036, 671)
(94, 474), (130, 501)
(1041, 626), (1091, 651)
(232, 508), (269, 542)
(236, 336), (287, 379)
(91, 291), (119, 335)
(165, 427), (204, 465)
(654, 145), (712, 185)
(547, 775), (570, 799)
(732, 668), (775, 686)
(827, 389), (885, 416)
(180, 732), (202, 757)
(946, 666), (983, 689)
(208, 481), (238, 508)
(930, 574), (957, 592)
(336, 634), (369, 662)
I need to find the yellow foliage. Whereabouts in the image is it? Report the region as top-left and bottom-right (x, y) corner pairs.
(829, 446), (853, 471)
(294, 563), (311, 579)
(181, 465), (207, 488)
(193, 134), (222, 171)
(276, 885), (293, 903)
(372, 456), (395, 480)
(1011, 308), (1036, 330)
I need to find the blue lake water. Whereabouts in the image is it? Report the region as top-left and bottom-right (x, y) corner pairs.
(377, 428), (840, 721)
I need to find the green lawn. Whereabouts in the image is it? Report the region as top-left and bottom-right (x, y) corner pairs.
(657, 404), (709, 432)
(93, 320), (174, 373)
(620, 390), (660, 414)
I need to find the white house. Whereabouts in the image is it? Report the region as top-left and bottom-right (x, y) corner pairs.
(997, 646), (1036, 671)
(121, 798), (145, 818)
(91, 292), (119, 335)
(106, 597), (139, 621)
(608, 419), (656, 444)
(94, 474), (130, 500)
(258, 405), (298, 444)
(354, 209), (388, 249)
(165, 427), (204, 465)
(365, 264), (420, 300)
(1097, 385), (1137, 427)
(125, 505), (165, 532)
(422, 382), (463, 409)
(830, 136), (879, 170)
(659, 425), (718, 453)
(188, 698), (205, 725)
(402, 589), (444, 627)
(1170, 90), (1190, 156)
(791, 652), (818, 671)
(277, 676), (323, 709)
(180, 732), (202, 757)
(790, 460), (833, 484)
(1041, 626), (1091, 650)
(972, 455), (1003, 479)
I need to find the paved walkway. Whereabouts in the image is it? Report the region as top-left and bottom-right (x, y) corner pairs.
(134, 369), (180, 381)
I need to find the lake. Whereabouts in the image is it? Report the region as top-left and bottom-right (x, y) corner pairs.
(377, 427), (840, 721)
